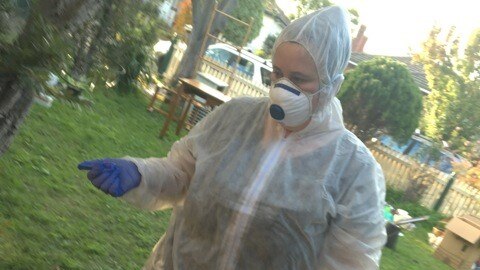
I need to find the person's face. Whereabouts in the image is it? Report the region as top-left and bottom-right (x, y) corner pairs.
(271, 42), (320, 94)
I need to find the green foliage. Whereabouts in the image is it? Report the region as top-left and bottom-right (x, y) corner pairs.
(338, 57), (423, 143)
(222, 0), (264, 46)
(0, 5), (74, 76)
(57, 71), (90, 92)
(460, 28), (480, 78)
(95, 0), (165, 94)
(348, 8), (359, 25)
(1, 0), (168, 96)
(295, 0), (332, 17)
(449, 29), (480, 156)
(0, 0), (33, 45)
(293, 0), (359, 25)
(416, 27), (461, 141)
(254, 49), (266, 58)
(386, 187), (447, 230)
(0, 1), (79, 103)
(262, 34), (277, 59)
(415, 27), (480, 158)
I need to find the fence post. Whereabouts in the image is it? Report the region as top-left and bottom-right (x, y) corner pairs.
(433, 173), (456, 212)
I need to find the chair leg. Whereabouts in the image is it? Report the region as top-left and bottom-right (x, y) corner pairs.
(176, 97), (193, 135)
(159, 86), (181, 138)
(147, 86), (161, 111)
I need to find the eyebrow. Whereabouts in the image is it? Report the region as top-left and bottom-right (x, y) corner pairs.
(273, 66), (315, 80)
(274, 66), (307, 74)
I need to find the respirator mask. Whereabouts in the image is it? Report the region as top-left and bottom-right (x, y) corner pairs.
(269, 78), (323, 127)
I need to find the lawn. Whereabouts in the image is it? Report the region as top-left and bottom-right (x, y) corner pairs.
(0, 89), (452, 269)
(0, 90), (182, 269)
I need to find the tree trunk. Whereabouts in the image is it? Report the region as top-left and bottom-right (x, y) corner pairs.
(173, 0), (237, 82)
(67, 0), (113, 97)
(0, 75), (34, 155)
(70, 22), (95, 79)
(70, 0), (113, 79)
(39, 0), (103, 33)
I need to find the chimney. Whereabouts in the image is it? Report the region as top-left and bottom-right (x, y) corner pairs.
(352, 25), (368, 53)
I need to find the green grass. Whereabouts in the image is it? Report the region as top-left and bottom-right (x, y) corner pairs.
(0, 90), (183, 269)
(381, 188), (452, 269)
(0, 90), (452, 269)
(381, 227), (452, 269)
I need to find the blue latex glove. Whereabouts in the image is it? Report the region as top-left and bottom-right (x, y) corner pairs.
(78, 158), (141, 197)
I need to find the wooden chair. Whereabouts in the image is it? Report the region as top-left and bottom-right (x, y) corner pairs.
(147, 83), (206, 137)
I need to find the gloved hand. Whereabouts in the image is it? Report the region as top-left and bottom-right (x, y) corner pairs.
(78, 158), (141, 197)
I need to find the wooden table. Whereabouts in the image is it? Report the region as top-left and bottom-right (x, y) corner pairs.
(159, 77), (231, 137)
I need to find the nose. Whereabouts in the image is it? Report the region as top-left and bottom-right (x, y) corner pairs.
(269, 104), (285, 120)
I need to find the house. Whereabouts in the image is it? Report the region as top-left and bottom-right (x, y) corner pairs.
(352, 25), (368, 53)
(246, 0), (290, 51)
(159, 0), (182, 26)
(346, 24), (430, 95)
(160, 0), (289, 51)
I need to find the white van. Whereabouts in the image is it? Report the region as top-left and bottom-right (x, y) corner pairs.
(204, 43), (273, 87)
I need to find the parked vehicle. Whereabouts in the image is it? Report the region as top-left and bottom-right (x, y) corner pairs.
(204, 43), (273, 87)
(379, 134), (469, 173)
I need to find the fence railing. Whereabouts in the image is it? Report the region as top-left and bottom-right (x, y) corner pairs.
(370, 144), (480, 217)
(198, 60), (269, 98)
(162, 41), (269, 98)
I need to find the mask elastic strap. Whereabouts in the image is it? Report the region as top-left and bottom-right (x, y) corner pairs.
(307, 86), (326, 116)
(308, 73), (344, 116)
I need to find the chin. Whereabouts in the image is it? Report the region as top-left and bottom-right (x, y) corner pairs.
(282, 123), (300, 131)
(283, 119), (312, 132)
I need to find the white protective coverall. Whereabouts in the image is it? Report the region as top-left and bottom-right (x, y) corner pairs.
(122, 6), (387, 270)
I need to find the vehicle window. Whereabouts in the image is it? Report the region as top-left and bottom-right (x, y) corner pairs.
(205, 48), (233, 66)
(260, 67), (272, 86)
(236, 58), (254, 77)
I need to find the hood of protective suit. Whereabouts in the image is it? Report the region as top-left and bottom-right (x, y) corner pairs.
(271, 6), (351, 133)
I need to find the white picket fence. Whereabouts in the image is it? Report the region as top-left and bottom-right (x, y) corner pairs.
(370, 144), (480, 217)
(198, 60), (269, 97)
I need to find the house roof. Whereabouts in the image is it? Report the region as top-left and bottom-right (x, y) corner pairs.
(264, 0), (290, 27)
(349, 52), (431, 95)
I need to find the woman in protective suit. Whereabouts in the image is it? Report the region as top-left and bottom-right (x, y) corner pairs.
(79, 6), (387, 270)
